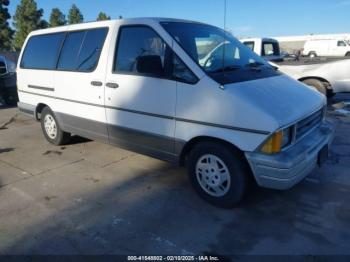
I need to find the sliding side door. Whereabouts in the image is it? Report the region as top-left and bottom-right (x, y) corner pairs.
(54, 27), (110, 142)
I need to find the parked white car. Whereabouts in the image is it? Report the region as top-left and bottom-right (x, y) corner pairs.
(17, 18), (334, 207)
(275, 58), (350, 97)
(303, 39), (350, 58)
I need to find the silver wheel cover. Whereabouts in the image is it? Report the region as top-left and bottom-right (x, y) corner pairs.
(195, 154), (231, 197)
(44, 114), (57, 139)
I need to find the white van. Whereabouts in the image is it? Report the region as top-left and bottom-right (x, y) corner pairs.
(17, 18), (334, 207)
(303, 39), (350, 57)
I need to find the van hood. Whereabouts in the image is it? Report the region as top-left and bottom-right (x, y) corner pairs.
(225, 74), (325, 128)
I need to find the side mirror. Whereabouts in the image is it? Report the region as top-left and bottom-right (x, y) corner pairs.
(0, 60), (8, 76)
(136, 55), (164, 76)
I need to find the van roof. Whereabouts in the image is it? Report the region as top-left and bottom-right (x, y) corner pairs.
(28, 17), (204, 36)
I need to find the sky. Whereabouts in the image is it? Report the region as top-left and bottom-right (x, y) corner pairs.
(7, 0), (350, 37)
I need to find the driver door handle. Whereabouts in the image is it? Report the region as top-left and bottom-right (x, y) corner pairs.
(106, 82), (119, 89)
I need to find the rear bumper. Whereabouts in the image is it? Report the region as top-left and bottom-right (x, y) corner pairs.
(245, 121), (335, 190)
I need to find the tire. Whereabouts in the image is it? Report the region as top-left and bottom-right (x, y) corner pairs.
(187, 142), (250, 208)
(40, 107), (71, 146)
(346, 52), (350, 57)
(302, 79), (327, 96)
(309, 52), (317, 58)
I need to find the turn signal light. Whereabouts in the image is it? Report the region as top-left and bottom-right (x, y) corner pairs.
(261, 131), (283, 154)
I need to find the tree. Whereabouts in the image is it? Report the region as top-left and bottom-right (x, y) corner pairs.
(0, 0), (14, 50)
(13, 0), (46, 50)
(97, 12), (110, 21)
(49, 8), (66, 27)
(68, 4), (83, 24)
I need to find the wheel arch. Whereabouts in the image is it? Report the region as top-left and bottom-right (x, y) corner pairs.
(35, 103), (49, 120)
(179, 136), (245, 167)
(299, 76), (332, 90)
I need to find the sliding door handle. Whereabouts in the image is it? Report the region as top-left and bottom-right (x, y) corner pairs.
(106, 82), (119, 89)
(91, 81), (103, 87)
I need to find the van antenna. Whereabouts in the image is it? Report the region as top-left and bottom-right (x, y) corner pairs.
(222, 0), (227, 71)
(220, 0), (227, 90)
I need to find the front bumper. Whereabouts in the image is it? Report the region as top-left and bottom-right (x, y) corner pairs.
(245, 121), (335, 190)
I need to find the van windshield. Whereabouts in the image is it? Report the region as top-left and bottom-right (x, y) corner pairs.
(161, 22), (280, 84)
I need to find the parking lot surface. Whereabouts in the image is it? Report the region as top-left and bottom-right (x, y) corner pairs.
(0, 94), (350, 256)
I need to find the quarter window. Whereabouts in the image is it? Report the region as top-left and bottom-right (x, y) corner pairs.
(173, 55), (198, 84)
(20, 33), (65, 70)
(58, 28), (108, 72)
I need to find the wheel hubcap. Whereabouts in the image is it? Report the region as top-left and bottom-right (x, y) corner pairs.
(195, 154), (231, 197)
(44, 114), (57, 139)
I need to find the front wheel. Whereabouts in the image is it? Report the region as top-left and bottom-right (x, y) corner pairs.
(40, 107), (71, 145)
(302, 79), (327, 96)
(187, 142), (250, 208)
(309, 52), (317, 58)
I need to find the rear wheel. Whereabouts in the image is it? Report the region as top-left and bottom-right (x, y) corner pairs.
(187, 142), (250, 208)
(302, 79), (327, 96)
(40, 107), (71, 145)
(309, 52), (317, 58)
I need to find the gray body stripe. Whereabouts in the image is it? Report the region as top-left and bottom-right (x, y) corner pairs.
(56, 112), (182, 164)
(18, 89), (270, 135)
(28, 85), (55, 92)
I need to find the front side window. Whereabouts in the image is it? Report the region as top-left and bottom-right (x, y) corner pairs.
(21, 33), (65, 70)
(114, 25), (197, 83)
(162, 22), (279, 85)
(337, 41), (346, 47)
(58, 28), (108, 72)
(262, 41), (280, 56)
(114, 26), (169, 77)
(243, 41), (255, 51)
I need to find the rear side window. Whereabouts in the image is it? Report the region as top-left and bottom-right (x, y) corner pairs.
(58, 28), (108, 72)
(20, 33), (65, 70)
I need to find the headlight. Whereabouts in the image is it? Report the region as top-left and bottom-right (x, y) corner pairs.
(261, 127), (293, 154)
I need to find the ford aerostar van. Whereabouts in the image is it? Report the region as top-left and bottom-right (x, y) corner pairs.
(17, 18), (334, 207)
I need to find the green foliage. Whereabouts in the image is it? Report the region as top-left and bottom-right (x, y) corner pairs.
(68, 4), (83, 24)
(49, 8), (66, 27)
(0, 0), (14, 50)
(97, 12), (110, 21)
(13, 0), (46, 50)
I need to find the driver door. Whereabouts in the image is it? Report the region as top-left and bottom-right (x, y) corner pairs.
(104, 25), (177, 161)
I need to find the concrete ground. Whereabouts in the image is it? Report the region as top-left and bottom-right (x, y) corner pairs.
(0, 94), (350, 256)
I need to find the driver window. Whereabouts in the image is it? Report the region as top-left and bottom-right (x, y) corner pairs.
(337, 41), (346, 47)
(114, 26), (168, 77)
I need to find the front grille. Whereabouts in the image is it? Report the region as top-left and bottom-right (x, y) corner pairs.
(295, 109), (323, 140)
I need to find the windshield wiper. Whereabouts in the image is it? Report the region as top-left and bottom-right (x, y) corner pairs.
(208, 65), (242, 73)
